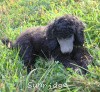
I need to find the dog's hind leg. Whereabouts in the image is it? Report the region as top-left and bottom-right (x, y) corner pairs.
(14, 37), (36, 74)
(19, 44), (36, 74)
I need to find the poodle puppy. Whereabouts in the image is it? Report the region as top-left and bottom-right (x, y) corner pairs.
(1, 14), (93, 74)
(46, 15), (93, 73)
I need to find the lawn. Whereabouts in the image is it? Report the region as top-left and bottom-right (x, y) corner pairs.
(0, 0), (100, 92)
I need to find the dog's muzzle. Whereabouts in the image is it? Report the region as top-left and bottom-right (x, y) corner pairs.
(57, 35), (74, 54)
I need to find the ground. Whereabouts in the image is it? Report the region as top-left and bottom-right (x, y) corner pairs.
(0, 0), (100, 92)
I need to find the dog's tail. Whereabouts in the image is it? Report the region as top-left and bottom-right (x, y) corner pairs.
(1, 37), (13, 49)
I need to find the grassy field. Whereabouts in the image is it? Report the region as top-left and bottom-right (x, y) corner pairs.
(0, 0), (100, 92)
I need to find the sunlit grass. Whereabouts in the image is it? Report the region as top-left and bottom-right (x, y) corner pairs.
(0, 0), (100, 92)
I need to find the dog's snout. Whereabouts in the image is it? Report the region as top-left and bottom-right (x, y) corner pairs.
(57, 35), (74, 54)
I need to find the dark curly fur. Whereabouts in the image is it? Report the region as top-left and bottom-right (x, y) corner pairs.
(1, 15), (93, 74)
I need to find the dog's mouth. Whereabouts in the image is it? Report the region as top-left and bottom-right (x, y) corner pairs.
(57, 35), (74, 54)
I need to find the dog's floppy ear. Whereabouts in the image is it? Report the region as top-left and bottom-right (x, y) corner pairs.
(46, 23), (55, 39)
(47, 39), (58, 51)
(46, 22), (58, 51)
(74, 22), (85, 46)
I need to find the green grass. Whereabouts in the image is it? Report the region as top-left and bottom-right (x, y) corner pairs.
(0, 0), (100, 92)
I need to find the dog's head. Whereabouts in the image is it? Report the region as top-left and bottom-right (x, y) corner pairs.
(46, 15), (85, 54)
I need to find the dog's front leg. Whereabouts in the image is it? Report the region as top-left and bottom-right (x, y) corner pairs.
(72, 46), (93, 74)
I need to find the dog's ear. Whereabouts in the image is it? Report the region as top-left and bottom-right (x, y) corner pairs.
(46, 22), (58, 51)
(46, 23), (55, 39)
(47, 39), (58, 52)
(74, 22), (85, 46)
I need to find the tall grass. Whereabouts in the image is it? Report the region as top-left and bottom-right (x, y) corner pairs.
(0, 0), (100, 92)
